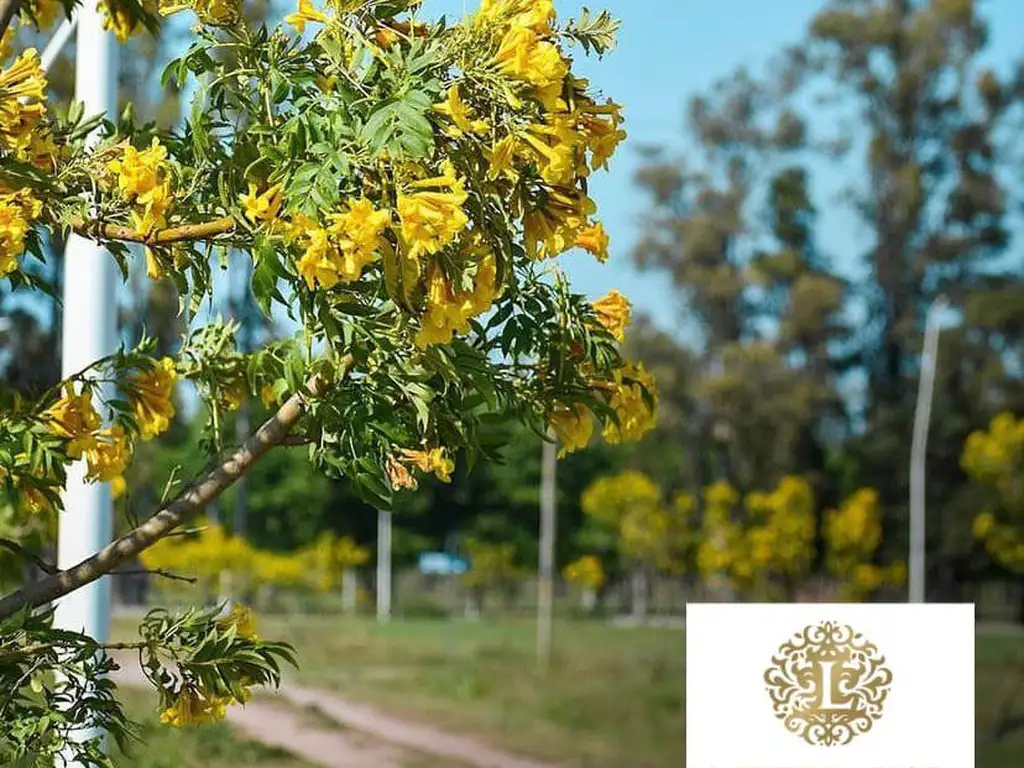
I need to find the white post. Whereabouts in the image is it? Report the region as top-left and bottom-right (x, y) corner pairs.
(342, 566), (357, 615)
(55, 6), (117, 765)
(909, 295), (948, 604)
(377, 510), (392, 621)
(537, 430), (556, 666)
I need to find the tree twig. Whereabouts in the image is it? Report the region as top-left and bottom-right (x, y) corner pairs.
(0, 538), (58, 575)
(0, 0), (21, 41)
(69, 215), (237, 246)
(113, 569), (197, 584)
(0, 358), (352, 621)
(280, 434), (315, 446)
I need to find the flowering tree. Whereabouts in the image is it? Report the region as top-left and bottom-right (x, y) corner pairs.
(580, 470), (684, 617)
(562, 553), (603, 612)
(0, 0), (654, 762)
(695, 477), (815, 600)
(822, 488), (906, 600)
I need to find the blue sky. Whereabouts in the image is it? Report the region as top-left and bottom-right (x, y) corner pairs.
(429, 0), (1024, 340)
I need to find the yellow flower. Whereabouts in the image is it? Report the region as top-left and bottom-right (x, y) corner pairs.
(0, 189), (42, 278)
(240, 182), (283, 224)
(495, 25), (567, 89)
(99, 0), (141, 42)
(433, 86), (489, 137)
(110, 475), (127, 500)
(221, 380), (247, 411)
(400, 447), (455, 483)
(260, 384), (278, 408)
(415, 250), (498, 348)
(107, 138), (174, 236)
(327, 196), (391, 280)
(563, 554), (604, 590)
(292, 198), (390, 290)
(127, 358), (177, 440)
(44, 382), (102, 459)
(217, 604), (258, 640)
(397, 162), (470, 260)
(0, 29), (13, 64)
(285, 0), (329, 33)
(160, 688), (232, 728)
(20, 0), (61, 30)
(973, 511), (996, 540)
(486, 136), (519, 181)
(478, 0), (555, 32)
(521, 119), (585, 186)
(602, 363), (657, 444)
(579, 101), (627, 171)
(0, 49), (48, 162)
(85, 425), (133, 483)
(575, 221), (610, 263)
(523, 187), (596, 261)
(591, 289), (631, 342)
(194, 0), (241, 25)
(549, 404), (593, 458)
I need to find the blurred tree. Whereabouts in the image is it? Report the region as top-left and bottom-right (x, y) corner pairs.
(581, 470), (689, 618)
(631, 0), (1024, 604)
(823, 488), (907, 601)
(696, 477), (816, 600)
(802, 0), (1024, 576)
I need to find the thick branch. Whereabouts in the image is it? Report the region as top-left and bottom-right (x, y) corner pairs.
(0, 361), (349, 621)
(69, 216), (237, 246)
(0, 0), (20, 41)
(0, 539), (58, 575)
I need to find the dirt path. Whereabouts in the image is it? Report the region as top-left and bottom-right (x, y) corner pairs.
(278, 683), (556, 768)
(111, 658), (557, 768)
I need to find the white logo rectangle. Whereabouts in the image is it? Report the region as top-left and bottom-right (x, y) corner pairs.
(686, 603), (975, 768)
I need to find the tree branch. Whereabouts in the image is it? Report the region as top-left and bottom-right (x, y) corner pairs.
(69, 216), (237, 246)
(0, 0), (20, 41)
(0, 359), (351, 621)
(113, 569), (197, 584)
(0, 539), (58, 575)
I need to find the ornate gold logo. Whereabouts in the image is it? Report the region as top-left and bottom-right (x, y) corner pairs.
(764, 621), (892, 746)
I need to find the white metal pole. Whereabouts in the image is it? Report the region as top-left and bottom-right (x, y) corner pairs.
(40, 16), (78, 72)
(909, 295), (948, 604)
(377, 510), (392, 621)
(537, 430), (556, 666)
(55, 7), (117, 764)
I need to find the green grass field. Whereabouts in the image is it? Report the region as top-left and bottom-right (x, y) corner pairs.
(113, 615), (1024, 767)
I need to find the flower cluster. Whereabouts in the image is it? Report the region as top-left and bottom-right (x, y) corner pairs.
(289, 197), (392, 290)
(0, 189), (42, 277)
(562, 554), (605, 590)
(581, 471), (688, 573)
(823, 487), (905, 600)
(0, 49), (54, 169)
(962, 412), (1024, 571)
(38, 358), (177, 500)
(142, 522), (370, 595)
(106, 138), (176, 235)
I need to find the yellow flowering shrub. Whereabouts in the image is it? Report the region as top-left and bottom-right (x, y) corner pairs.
(962, 412), (1024, 571)
(581, 471), (690, 573)
(697, 476), (816, 598)
(823, 488), (906, 600)
(563, 554), (605, 590)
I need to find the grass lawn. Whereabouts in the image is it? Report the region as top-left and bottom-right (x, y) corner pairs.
(112, 686), (311, 768)
(114, 614), (1024, 767)
(259, 615), (685, 767)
